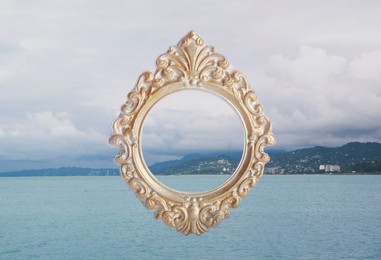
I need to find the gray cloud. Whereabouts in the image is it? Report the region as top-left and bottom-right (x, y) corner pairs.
(262, 46), (381, 149)
(141, 91), (244, 165)
(0, 0), (380, 171)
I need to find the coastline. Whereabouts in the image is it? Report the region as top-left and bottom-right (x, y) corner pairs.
(1, 173), (380, 177)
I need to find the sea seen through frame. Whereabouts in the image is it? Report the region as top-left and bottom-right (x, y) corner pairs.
(1, 175), (380, 259)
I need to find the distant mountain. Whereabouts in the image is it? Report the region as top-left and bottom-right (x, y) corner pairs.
(0, 167), (119, 177)
(266, 142), (381, 174)
(149, 153), (205, 173)
(150, 143), (381, 175)
(151, 154), (240, 176)
(149, 151), (242, 174)
(1, 142), (380, 177)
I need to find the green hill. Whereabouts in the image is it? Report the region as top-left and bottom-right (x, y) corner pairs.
(266, 142), (381, 174)
(1, 142), (380, 176)
(150, 154), (240, 175)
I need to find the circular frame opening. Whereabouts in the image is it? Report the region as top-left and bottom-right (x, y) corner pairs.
(140, 88), (245, 193)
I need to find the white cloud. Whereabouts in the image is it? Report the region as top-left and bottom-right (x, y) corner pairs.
(349, 50), (381, 80)
(141, 91), (244, 164)
(267, 46), (347, 86)
(0, 111), (105, 161)
(27, 111), (81, 137)
(263, 46), (381, 149)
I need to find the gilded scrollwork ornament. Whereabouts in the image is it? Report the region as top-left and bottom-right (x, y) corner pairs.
(109, 31), (275, 235)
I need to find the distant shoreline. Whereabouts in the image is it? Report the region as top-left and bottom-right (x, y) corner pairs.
(1, 142), (380, 176)
(1, 172), (380, 177)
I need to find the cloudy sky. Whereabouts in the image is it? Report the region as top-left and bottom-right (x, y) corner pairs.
(1, 0), (380, 172)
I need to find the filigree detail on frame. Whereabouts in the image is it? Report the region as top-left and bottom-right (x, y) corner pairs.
(109, 31), (275, 235)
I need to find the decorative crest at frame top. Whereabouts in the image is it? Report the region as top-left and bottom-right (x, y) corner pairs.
(153, 31), (236, 89)
(109, 31), (275, 235)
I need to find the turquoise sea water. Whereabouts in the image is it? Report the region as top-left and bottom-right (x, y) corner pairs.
(1, 175), (380, 259)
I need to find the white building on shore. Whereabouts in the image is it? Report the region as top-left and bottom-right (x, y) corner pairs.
(319, 164), (341, 173)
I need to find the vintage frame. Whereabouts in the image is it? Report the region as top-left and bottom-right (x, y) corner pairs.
(109, 31), (275, 235)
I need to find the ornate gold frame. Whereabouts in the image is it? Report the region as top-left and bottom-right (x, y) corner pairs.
(109, 31), (275, 235)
